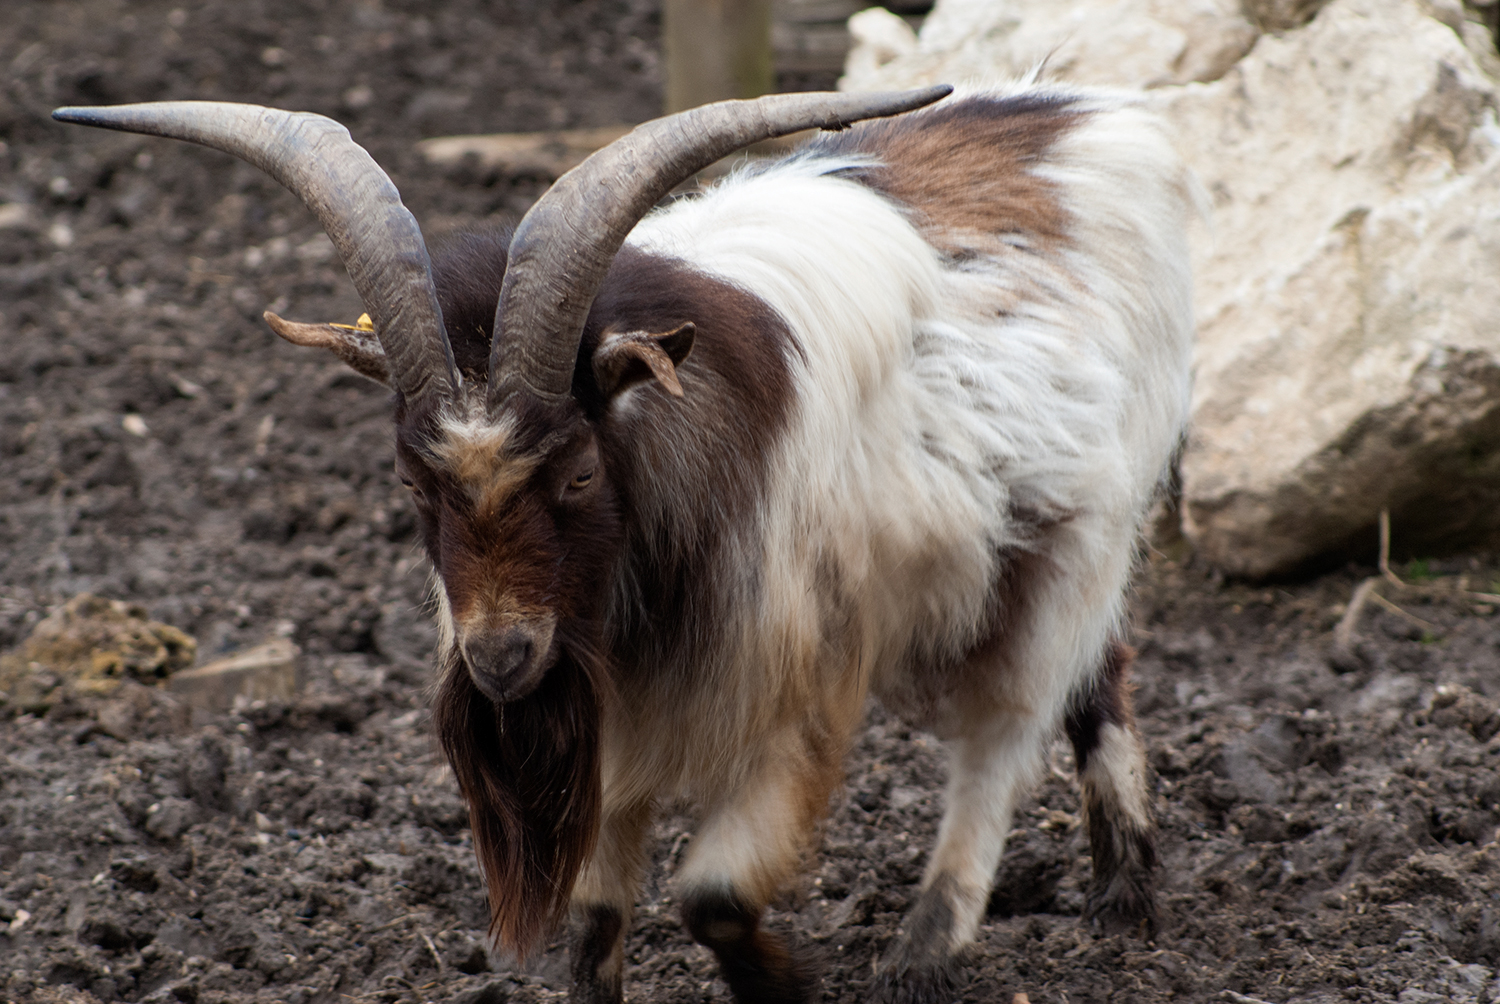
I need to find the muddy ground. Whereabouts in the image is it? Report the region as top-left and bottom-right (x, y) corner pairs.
(3, 2), (1500, 1003)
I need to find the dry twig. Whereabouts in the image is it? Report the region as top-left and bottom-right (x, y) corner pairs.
(1333, 509), (1442, 664)
(1333, 576), (1379, 654)
(1368, 590), (1439, 633)
(365, 912), (426, 934)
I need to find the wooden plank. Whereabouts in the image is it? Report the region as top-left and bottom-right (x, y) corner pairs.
(777, 0), (867, 24)
(664, 0), (776, 112)
(772, 1), (928, 74)
(417, 125), (634, 175)
(772, 21), (856, 74)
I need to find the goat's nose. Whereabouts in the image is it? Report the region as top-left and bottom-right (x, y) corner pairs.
(462, 629), (536, 702)
(464, 629), (532, 677)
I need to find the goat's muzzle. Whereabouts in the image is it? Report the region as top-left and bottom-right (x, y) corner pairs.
(462, 622), (554, 703)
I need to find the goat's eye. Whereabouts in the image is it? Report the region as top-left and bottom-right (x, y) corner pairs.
(568, 470), (594, 491)
(400, 477), (415, 489)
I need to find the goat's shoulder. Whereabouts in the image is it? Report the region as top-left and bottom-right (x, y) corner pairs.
(581, 244), (798, 423)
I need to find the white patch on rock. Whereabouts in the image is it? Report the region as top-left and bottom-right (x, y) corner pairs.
(840, 0), (1258, 92)
(840, 8), (918, 92)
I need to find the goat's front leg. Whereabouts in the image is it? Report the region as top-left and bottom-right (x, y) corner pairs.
(677, 740), (845, 1004)
(569, 800), (653, 1004)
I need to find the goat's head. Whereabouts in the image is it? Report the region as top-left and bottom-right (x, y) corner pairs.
(53, 84), (951, 952)
(392, 315), (695, 706)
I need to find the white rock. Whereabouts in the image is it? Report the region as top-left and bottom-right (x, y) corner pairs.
(1169, 0), (1500, 576)
(168, 638), (299, 712)
(840, 8), (919, 92)
(840, 0), (1258, 92)
(849, 0), (1500, 576)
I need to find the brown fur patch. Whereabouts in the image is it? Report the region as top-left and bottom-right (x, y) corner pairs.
(682, 889), (821, 1004)
(582, 247), (799, 679)
(418, 482), (556, 630)
(807, 92), (1084, 257)
(1064, 639), (1137, 772)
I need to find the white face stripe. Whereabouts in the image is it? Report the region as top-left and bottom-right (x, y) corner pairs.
(427, 411), (537, 509)
(431, 571), (456, 660)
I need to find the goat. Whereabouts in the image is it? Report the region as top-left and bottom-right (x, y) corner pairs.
(55, 81), (1194, 1004)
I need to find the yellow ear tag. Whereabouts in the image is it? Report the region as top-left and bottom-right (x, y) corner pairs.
(329, 313), (376, 332)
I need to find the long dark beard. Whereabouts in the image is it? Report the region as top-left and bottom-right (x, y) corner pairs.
(432, 624), (607, 958)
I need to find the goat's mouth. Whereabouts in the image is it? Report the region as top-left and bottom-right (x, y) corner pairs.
(461, 623), (558, 703)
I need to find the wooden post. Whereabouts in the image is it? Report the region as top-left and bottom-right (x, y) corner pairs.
(663, 0), (775, 113)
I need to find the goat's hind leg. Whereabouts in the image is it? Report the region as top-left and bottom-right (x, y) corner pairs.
(1064, 639), (1158, 932)
(569, 800), (654, 1004)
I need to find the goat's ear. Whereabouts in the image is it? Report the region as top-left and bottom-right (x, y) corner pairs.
(591, 323), (695, 400)
(264, 311), (391, 386)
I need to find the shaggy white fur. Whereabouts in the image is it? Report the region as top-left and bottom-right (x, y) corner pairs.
(618, 82), (1194, 943)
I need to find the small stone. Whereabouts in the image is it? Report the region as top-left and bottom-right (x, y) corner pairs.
(167, 638), (299, 713)
(343, 84), (373, 110)
(144, 798), (198, 840)
(0, 203), (33, 229)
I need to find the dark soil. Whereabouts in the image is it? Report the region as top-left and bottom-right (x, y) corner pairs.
(4, 3), (1500, 1003)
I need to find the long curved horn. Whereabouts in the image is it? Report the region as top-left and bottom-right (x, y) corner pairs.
(51, 102), (456, 407)
(489, 85), (953, 409)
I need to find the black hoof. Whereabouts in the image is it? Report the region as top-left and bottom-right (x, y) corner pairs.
(871, 956), (966, 1004)
(569, 904), (625, 1004)
(682, 890), (821, 1004)
(872, 876), (970, 1004)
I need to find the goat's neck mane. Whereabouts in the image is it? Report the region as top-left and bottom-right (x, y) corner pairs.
(432, 621), (608, 957)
